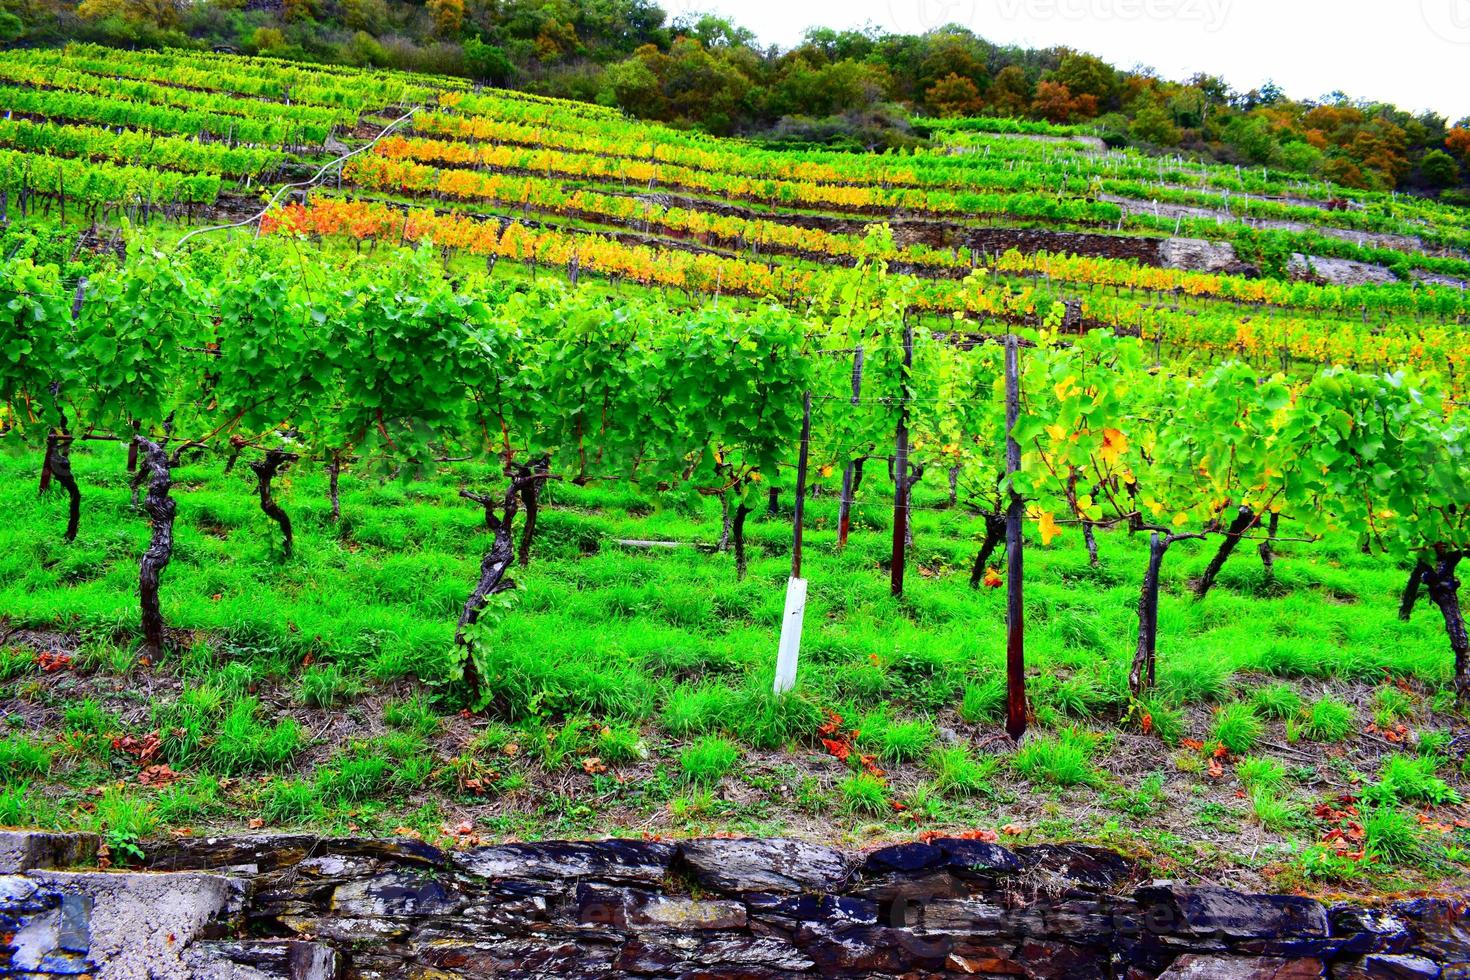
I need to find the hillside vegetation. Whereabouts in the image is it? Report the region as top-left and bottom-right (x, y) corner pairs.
(0, 45), (1467, 898)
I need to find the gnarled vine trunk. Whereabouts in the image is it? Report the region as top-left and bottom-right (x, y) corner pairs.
(1130, 532), (1190, 696)
(327, 455), (342, 523)
(455, 466), (555, 698)
(516, 456), (550, 568)
(718, 492), (732, 552)
(968, 514), (1007, 589)
(47, 435), (81, 543)
(248, 450), (297, 559)
(1195, 506), (1257, 599)
(1401, 563), (1427, 622)
(1258, 511), (1280, 586)
(1083, 523), (1100, 568)
(733, 502), (753, 580)
(1422, 554), (1468, 702)
(837, 458), (865, 550)
(135, 437), (176, 654)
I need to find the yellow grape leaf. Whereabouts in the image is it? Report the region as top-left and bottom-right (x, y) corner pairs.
(1053, 377), (1078, 401)
(1045, 423), (1067, 443)
(1171, 512), (1190, 528)
(1099, 428), (1128, 466)
(982, 567), (1004, 589)
(819, 464), (834, 478)
(1038, 511), (1063, 546)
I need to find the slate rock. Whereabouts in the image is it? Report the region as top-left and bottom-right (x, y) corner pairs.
(798, 921), (951, 973)
(745, 891), (879, 926)
(455, 839), (676, 885)
(330, 870), (462, 917)
(945, 937), (1112, 978)
(182, 939), (341, 980)
(679, 838), (853, 894)
(862, 840), (945, 874)
(1393, 897), (1470, 965)
(937, 838), (1026, 876)
(143, 834), (320, 873)
(1330, 905), (1413, 956)
(1331, 953), (1444, 979)
(1138, 883), (1329, 942)
(577, 884), (746, 930)
(1158, 953), (1326, 978)
(1018, 843), (1139, 892)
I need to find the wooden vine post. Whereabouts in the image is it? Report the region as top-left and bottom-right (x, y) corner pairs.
(890, 320), (913, 598)
(1003, 333), (1027, 741)
(774, 390), (812, 695)
(836, 345), (864, 550)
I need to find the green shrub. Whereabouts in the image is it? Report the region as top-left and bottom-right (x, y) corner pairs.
(1289, 697), (1355, 743)
(263, 779), (324, 824)
(1235, 756), (1286, 793)
(840, 773), (889, 815)
(63, 698), (117, 735)
(1363, 806), (1421, 864)
(318, 753), (392, 804)
(1250, 789), (1300, 832)
(595, 724), (647, 764)
(383, 696), (440, 737)
(1012, 728), (1100, 788)
(212, 699), (304, 774)
(927, 745), (997, 797)
(1372, 687), (1416, 727)
(1366, 755), (1462, 807)
(1211, 703), (1264, 755)
(1130, 697), (1184, 745)
(0, 735), (52, 779)
(1251, 683), (1303, 721)
(680, 736), (739, 786)
(960, 678), (1004, 723)
(298, 663), (365, 707)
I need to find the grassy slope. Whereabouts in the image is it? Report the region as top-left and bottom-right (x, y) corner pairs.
(1, 443), (1468, 894)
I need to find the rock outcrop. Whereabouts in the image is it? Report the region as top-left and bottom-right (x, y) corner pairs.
(1, 830), (1465, 978)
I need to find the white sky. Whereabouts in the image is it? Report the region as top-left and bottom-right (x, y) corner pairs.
(663, 0), (1470, 122)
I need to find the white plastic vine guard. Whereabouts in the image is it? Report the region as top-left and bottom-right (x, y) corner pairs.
(774, 576), (807, 695)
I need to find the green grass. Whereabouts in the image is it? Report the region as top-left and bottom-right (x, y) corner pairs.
(298, 663), (365, 708)
(1366, 755), (1463, 807)
(840, 773), (890, 815)
(1012, 728), (1102, 788)
(1235, 756), (1287, 793)
(928, 744), (998, 797)
(0, 448), (1467, 889)
(1290, 696), (1358, 743)
(1252, 683), (1304, 721)
(679, 736), (740, 786)
(1211, 702), (1266, 755)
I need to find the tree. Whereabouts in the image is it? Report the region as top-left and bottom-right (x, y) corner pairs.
(1053, 51), (1117, 106)
(1447, 127), (1470, 167)
(1223, 115), (1278, 165)
(925, 73), (983, 118)
(602, 54), (666, 119)
(427, 0), (464, 38)
(464, 36), (515, 85)
(1278, 140), (1324, 176)
(987, 65), (1032, 116)
(1031, 81), (1092, 124)
(1129, 103), (1180, 146)
(1421, 149), (1461, 189)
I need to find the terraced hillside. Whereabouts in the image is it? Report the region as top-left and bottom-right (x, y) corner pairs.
(1, 45), (1469, 902)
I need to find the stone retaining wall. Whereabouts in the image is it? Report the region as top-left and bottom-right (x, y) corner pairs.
(1, 831), (1465, 979)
